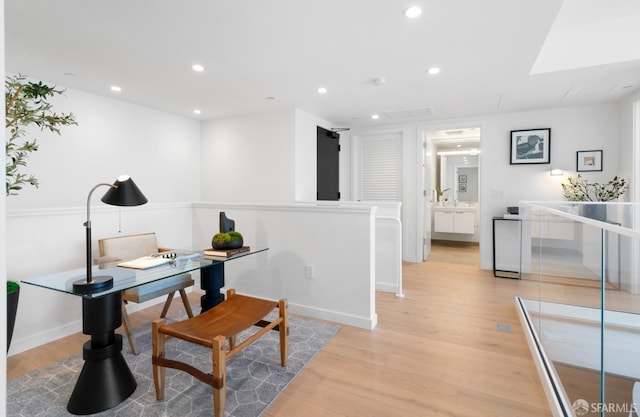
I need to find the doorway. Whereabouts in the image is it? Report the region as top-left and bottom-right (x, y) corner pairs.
(317, 126), (340, 201)
(423, 126), (481, 261)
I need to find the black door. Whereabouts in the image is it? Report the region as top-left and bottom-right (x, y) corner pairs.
(317, 126), (340, 200)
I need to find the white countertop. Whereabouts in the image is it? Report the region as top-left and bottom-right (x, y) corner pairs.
(432, 204), (477, 212)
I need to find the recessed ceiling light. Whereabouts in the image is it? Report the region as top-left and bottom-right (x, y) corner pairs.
(192, 64), (205, 72)
(372, 77), (386, 87)
(428, 67), (440, 75)
(371, 114), (380, 120)
(404, 6), (422, 18)
(193, 109), (202, 114)
(110, 85), (122, 92)
(317, 87), (328, 94)
(266, 96), (276, 100)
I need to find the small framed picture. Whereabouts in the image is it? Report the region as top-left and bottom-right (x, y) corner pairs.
(458, 183), (467, 192)
(459, 175), (467, 183)
(510, 128), (551, 165)
(577, 150), (602, 172)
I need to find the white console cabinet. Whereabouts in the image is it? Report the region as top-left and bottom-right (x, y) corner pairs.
(433, 210), (475, 234)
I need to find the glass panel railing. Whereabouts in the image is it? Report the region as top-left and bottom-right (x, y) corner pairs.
(516, 202), (640, 417)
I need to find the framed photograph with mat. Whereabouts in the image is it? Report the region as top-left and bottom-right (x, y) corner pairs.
(576, 150), (602, 172)
(510, 128), (551, 164)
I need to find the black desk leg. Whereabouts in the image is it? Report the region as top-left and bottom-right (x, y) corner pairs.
(200, 263), (225, 312)
(67, 292), (137, 415)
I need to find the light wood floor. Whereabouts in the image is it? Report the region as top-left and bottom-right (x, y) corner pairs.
(8, 242), (552, 416)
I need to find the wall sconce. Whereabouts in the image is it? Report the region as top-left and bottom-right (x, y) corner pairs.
(550, 168), (564, 176)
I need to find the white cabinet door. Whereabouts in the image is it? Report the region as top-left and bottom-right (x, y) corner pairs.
(433, 211), (475, 234)
(453, 212), (475, 234)
(434, 211), (454, 233)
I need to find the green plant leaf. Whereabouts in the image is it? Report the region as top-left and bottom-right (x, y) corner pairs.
(5, 74), (78, 196)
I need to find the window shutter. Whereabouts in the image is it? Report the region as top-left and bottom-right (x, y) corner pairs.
(360, 135), (402, 201)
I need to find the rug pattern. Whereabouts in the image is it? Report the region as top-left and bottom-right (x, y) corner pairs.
(7, 306), (339, 417)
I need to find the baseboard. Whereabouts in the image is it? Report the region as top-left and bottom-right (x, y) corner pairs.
(289, 302), (377, 330)
(376, 282), (400, 294)
(9, 320), (82, 356)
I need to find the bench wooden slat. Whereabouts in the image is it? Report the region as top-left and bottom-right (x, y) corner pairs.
(159, 294), (277, 347)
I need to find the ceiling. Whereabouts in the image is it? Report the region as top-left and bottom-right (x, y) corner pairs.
(428, 128), (480, 152)
(5, 0), (640, 128)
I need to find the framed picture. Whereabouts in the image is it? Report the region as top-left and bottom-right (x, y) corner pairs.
(510, 128), (551, 165)
(459, 175), (467, 183)
(458, 183), (467, 192)
(576, 150), (602, 172)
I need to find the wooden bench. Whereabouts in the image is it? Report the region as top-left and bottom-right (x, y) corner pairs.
(152, 289), (288, 417)
(96, 232), (194, 354)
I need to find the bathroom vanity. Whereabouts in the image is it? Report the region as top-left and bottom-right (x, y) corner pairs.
(432, 205), (477, 235)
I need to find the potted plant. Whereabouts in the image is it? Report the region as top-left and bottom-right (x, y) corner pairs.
(560, 174), (627, 221)
(5, 74), (77, 351)
(435, 184), (450, 205)
(7, 281), (20, 352)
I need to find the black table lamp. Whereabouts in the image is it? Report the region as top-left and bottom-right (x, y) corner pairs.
(73, 175), (148, 293)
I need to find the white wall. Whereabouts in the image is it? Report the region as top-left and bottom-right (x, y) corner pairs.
(192, 203), (377, 329)
(293, 109), (341, 201)
(1, 0), (8, 409)
(200, 109), (296, 203)
(6, 84), (201, 210)
(478, 104), (622, 270)
(200, 107), (347, 204)
(349, 103), (624, 267)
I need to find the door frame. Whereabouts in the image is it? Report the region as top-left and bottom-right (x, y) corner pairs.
(417, 122), (483, 261)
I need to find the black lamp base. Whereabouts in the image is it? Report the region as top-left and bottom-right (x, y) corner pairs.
(73, 276), (114, 293)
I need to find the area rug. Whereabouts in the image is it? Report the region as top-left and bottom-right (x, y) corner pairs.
(7, 305), (340, 417)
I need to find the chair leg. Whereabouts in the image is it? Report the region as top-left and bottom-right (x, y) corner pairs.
(178, 288), (194, 318)
(212, 335), (227, 417)
(121, 298), (138, 355)
(160, 291), (176, 318)
(279, 299), (289, 366)
(152, 319), (166, 400)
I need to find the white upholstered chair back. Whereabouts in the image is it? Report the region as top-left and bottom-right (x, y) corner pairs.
(99, 233), (159, 260)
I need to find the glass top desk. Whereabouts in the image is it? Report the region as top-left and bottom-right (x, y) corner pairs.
(21, 247), (268, 415)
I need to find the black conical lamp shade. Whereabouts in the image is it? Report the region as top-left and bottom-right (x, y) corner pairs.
(101, 175), (147, 206)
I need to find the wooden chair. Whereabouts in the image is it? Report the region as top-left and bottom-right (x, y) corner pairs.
(152, 289), (288, 417)
(96, 232), (195, 354)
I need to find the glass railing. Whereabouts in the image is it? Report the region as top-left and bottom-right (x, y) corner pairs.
(515, 201), (640, 417)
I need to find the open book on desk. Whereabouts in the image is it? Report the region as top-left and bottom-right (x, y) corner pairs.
(117, 256), (172, 270)
(118, 252), (201, 269)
